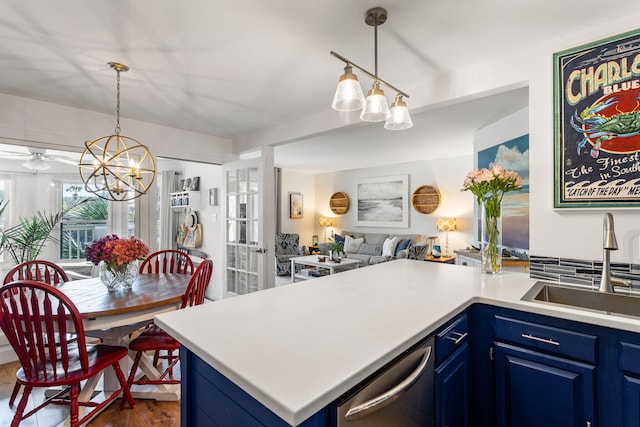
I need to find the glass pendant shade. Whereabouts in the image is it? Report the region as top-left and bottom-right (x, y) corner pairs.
(332, 66), (365, 112)
(360, 81), (390, 122)
(384, 95), (413, 130)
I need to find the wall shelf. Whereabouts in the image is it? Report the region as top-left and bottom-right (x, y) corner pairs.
(170, 191), (201, 211)
(329, 192), (350, 215)
(411, 185), (440, 214)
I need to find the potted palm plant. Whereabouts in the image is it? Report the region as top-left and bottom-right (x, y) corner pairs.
(0, 198), (87, 264)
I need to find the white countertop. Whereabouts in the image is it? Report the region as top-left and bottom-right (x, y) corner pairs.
(155, 259), (640, 426)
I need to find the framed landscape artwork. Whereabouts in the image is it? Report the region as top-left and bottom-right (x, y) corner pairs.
(554, 29), (640, 208)
(477, 135), (530, 251)
(356, 175), (408, 228)
(289, 192), (303, 219)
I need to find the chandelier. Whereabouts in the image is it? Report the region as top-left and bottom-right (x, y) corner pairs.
(330, 7), (413, 130)
(79, 62), (156, 201)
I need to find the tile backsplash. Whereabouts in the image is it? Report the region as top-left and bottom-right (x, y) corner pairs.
(530, 255), (640, 290)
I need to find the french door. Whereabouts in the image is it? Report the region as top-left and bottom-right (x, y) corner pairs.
(222, 150), (275, 298)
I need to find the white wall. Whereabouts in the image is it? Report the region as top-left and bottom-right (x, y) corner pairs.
(279, 169), (316, 245)
(313, 157), (473, 252)
(178, 163), (224, 300)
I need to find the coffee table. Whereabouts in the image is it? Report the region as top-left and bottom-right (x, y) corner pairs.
(290, 255), (360, 283)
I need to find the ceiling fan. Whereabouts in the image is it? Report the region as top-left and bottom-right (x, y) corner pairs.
(0, 147), (78, 171)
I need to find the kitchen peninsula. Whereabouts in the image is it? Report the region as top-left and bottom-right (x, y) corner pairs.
(155, 259), (640, 426)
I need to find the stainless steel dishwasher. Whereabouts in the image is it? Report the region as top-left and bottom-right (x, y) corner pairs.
(332, 336), (435, 426)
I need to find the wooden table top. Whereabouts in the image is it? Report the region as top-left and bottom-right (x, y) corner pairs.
(55, 273), (192, 320)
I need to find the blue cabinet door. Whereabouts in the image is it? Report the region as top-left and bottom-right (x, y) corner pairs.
(494, 342), (596, 427)
(435, 342), (468, 427)
(623, 375), (640, 427)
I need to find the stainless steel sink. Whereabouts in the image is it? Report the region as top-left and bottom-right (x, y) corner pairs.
(522, 281), (640, 318)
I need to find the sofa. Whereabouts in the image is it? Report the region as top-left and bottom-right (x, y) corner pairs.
(318, 231), (424, 266)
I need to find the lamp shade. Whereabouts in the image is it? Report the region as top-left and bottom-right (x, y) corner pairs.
(319, 216), (334, 227)
(436, 218), (457, 232)
(332, 66), (365, 112)
(360, 81), (390, 122)
(384, 95), (413, 130)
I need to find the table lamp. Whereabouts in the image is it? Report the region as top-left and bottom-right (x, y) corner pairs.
(319, 216), (334, 242)
(436, 218), (457, 256)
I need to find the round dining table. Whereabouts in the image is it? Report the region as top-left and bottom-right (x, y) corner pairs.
(53, 273), (193, 405)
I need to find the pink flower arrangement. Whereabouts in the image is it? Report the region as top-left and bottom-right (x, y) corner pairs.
(462, 165), (523, 204)
(85, 234), (149, 272)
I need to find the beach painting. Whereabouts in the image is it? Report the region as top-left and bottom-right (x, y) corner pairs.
(356, 175), (408, 228)
(478, 134), (530, 250)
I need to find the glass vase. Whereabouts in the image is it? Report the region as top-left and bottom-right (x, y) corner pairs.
(99, 260), (139, 291)
(480, 198), (502, 275)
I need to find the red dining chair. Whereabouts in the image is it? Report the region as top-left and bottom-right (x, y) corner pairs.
(122, 260), (213, 398)
(0, 280), (135, 427)
(139, 249), (194, 275)
(3, 260), (69, 285)
(3, 260), (70, 407)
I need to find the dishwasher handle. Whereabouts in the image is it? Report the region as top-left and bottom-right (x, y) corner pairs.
(344, 345), (432, 421)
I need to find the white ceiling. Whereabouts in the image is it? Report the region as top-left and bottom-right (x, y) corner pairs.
(0, 0), (622, 173)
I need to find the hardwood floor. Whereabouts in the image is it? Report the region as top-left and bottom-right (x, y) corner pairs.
(0, 361), (180, 426)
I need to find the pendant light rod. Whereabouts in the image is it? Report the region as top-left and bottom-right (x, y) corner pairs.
(330, 50), (409, 98)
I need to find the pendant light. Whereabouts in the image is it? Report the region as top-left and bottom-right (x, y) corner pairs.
(385, 94), (413, 130)
(331, 65), (365, 111)
(79, 62), (156, 202)
(330, 7), (412, 130)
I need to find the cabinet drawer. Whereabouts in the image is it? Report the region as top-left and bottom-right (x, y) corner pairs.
(436, 313), (468, 365)
(494, 315), (598, 363)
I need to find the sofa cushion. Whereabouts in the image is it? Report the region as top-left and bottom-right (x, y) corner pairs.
(382, 236), (399, 257)
(364, 233), (389, 246)
(344, 235), (364, 253)
(358, 243), (383, 256)
(334, 234), (345, 246)
(395, 238), (411, 256)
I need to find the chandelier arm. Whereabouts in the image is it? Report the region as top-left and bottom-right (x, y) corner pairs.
(330, 51), (409, 98)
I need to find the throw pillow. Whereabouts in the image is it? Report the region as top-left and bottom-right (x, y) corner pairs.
(395, 238), (412, 257)
(344, 235), (364, 253)
(358, 243), (383, 256)
(334, 234), (345, 245)
(382, 236), (399, 257)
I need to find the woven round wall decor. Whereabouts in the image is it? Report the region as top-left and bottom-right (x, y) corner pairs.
(329, 192), (350, 215)
(411, 185), (441, 214)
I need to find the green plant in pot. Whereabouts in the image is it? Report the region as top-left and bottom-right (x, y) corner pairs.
(327, 241), (344, 261)
(0, 198), (87, 264)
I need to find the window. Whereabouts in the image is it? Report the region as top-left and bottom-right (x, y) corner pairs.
(59, 182), (135, 261)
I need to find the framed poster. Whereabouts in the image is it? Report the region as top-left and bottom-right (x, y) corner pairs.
(289, 192), (303, 219)
(356, 175), (408, 228)
(477, 135), (530, 251)
(554, 29), (640, 208)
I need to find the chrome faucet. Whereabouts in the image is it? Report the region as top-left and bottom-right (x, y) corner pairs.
(598, 213), (631, 293)
(598, 213), (618, 293)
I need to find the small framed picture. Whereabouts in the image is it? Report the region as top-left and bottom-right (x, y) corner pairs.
(183, 178), (191, 191)
(190, 176), (200, 191)
(289, 192), (303, 219)
(179, 179), (185, 191)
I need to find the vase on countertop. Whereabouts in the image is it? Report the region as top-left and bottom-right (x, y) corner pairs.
(480, 198), (502, 275)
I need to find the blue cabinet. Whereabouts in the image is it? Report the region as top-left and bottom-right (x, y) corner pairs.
(180, 348), (327, 426)
(494, 342), (596, 427)
(435, 313), (469, 427)
(435, 343), (468, 427)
